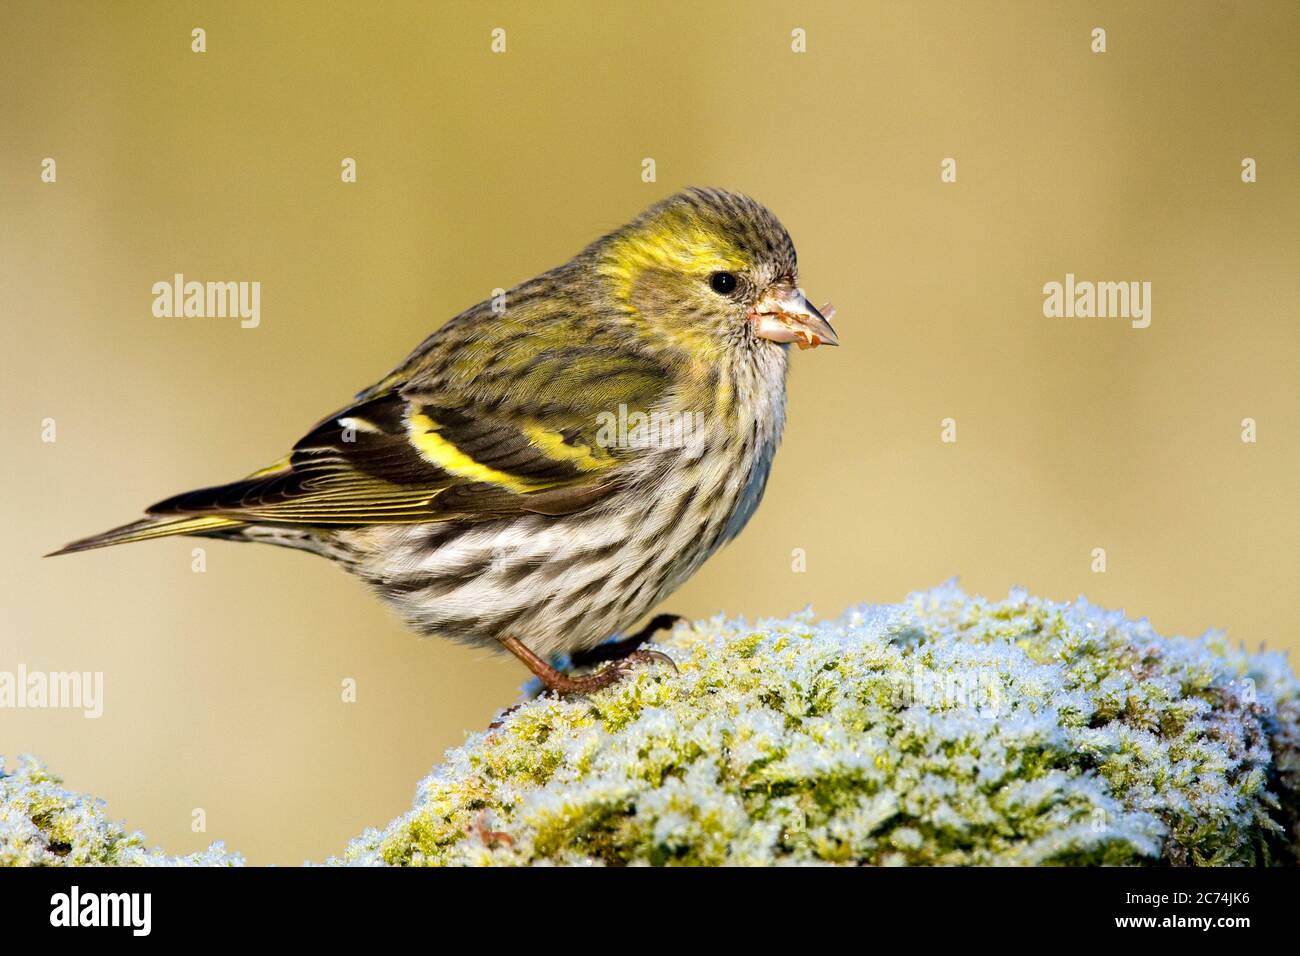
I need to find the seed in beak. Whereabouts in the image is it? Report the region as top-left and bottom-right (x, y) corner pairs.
(750, 299), (839, 349)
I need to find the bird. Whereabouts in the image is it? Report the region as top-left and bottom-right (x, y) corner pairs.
(49, 187), (838, 693)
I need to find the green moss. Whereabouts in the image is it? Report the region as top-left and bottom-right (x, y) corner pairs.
(0, 755), (240, 866)
(5, 585), (1298, 866)
(335, 585), (1297, 866)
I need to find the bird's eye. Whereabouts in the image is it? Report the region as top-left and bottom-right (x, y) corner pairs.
(709, 271), (738, 295)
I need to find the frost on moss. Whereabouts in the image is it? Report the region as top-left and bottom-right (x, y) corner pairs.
(5, 585), (1298, 867)
(0, 755), (241, 866)
(337, 585), (1300, 866)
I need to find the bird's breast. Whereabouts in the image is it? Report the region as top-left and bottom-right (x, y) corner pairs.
(349, 354), (789, 656)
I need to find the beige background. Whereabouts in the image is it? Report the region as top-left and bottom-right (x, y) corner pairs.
(2, 1), (1296, 864)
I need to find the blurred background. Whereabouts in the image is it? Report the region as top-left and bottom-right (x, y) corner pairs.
(2, 1), (1296, 864)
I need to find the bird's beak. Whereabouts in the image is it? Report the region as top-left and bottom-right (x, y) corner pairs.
(748, 286), (839, 349)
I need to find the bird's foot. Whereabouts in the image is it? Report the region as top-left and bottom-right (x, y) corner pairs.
(500, 635), (676, 696)
(584, 649), (677, 690)
(569, 613), (685, 669)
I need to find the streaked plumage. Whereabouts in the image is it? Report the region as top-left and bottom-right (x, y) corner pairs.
(51, 187), (838, 691)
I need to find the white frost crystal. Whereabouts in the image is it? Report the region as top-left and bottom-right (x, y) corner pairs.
(5, 585), (1298, 866)
(0, 756), (240, 866)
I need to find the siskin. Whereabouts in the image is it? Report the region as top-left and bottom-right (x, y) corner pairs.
(50, 188), (838, 693)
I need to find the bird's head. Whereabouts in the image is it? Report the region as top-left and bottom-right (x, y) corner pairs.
(592, 187), (837, 357)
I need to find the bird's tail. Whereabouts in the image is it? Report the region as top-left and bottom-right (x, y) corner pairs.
(45, 515), (246, 557)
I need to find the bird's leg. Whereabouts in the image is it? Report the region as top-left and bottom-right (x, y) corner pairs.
(569, 613), (685, 669)
(499, 634), (675, 695)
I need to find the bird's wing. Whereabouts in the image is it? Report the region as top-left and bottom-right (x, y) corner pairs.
(144, 355), (672, 526)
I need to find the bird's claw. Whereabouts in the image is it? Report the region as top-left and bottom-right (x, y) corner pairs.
(554, 648), (676, 695)
(616, 649), (677, 675)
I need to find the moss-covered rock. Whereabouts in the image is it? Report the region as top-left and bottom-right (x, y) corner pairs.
(5, 585), (1298, 866)
(0, 755), (241, 866)
(337, 584), (1299, 866)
